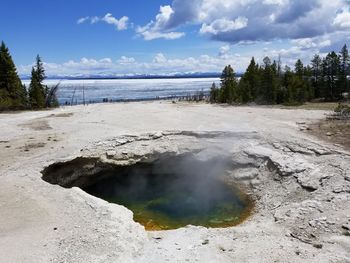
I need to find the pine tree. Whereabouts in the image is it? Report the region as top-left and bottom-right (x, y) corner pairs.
(295, 59), (304, 78)
(219, 65), (238, 103)
(237, 80), (250, 103)
(277, 55), (282, 77)
(209, 82), (219, 103)
(29, 55), (46, 109)
(0, 41), (27, 110)
(291, 59), (309, 103)
(282, 65), (293, 103)
(339, 45), (349, 94)
(303, 65), (314, 100)
(260, 57), (277, 104)
(311, 54), (322, 98)
(322, 52), (341, 100)
(243, 57), (260, 101)
(209, 43), (349, 105)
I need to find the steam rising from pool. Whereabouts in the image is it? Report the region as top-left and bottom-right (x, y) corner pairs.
(81, 154), (252, 230)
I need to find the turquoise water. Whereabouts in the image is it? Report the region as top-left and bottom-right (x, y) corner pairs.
(83, 157), (252, 230)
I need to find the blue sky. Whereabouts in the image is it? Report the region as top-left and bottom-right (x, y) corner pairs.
(1, 0), (350, 77)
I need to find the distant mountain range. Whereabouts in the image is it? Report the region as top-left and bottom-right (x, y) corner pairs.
(20, 72), (242, 80)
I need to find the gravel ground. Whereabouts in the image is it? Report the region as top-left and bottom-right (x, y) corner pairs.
(0, 101), (349, 263)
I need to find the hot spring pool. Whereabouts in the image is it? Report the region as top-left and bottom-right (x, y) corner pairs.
(81, 155), (253, 230)
(42, 153), (253, 230)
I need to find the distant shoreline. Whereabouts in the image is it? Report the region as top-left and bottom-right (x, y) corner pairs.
(59, 92), (210, 106)
(20, 73), (243, 81)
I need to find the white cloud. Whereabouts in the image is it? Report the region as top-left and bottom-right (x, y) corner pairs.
(155, 6), (174, 29)
(18, 36), (340, 76)
(18, 50), (252, 77)
(291, 37), (333, 50)
(91, 16), (99, 24)
(263, 0), (287, 5)
(219, 45), (231, 58)
(319, 39), (332, 48)
(102, 13), (129, 30)
(77, 16), (89, 24)
(77, 13), (129, 31)
(291, 38), (318, 49)
(136, 5), (185, 40)
(140, 0), (350, 45)
(22, 42), (325, 77)
(117, 56), (136, 64)
(99, 58), (112, 63)
(17, 43), (331, 77)
(153, 53), (167, 63)
(333, 8), (350, 29)
(137, 29), (185, 41)
(200, 17), (248, 35)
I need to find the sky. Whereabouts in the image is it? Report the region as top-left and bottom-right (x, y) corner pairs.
(1, 0), (350, 77)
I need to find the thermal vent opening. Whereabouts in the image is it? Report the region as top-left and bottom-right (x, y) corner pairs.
(42, 154), (253, 230)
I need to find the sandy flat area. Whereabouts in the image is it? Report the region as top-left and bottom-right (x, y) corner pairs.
(0, 101), (349, 263)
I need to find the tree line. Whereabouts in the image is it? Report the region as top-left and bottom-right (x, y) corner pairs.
(210, 45), (350, 105)
(0, 41), (58, 111)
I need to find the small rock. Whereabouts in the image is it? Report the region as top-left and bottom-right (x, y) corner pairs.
(342, 224), (350, 231)
(219, 246), (226, 252)
(313, 243), (323, 249)
(230, 168), (259, 181)
(343, 230), (350, 236)
(326, 132), (333, 136)
(309, 220), (317, 227)
(202, 239), (209, 245)
(297, 172), (320, 191)
(106, 151), (116, 158)
(152, 132), (163, 139)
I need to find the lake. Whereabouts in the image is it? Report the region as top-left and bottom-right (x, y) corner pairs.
(22, 78), (219, 105)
